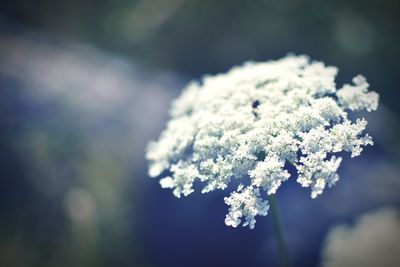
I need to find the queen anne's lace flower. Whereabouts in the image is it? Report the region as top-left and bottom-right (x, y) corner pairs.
(146, 55), (379, 229)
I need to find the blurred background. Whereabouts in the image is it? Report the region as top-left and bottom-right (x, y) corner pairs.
(0, 0), (399, 267)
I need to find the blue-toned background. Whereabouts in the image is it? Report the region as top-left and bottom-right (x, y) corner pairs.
(1, 1), (399, 267)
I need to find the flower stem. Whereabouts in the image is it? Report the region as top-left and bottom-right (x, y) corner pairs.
(269, 194), (290, 267)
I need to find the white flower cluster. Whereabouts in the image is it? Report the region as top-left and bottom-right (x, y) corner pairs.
(146, 55), (379, 229)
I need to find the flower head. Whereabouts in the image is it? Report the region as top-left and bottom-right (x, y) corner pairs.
(146, 55), (379, 229)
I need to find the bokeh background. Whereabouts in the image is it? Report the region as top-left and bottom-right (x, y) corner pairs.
(1, 1), (399, 267)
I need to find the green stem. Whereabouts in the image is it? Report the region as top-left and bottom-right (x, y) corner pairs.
(287, 160), (298, 168)
(269, 194), (290, 267)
